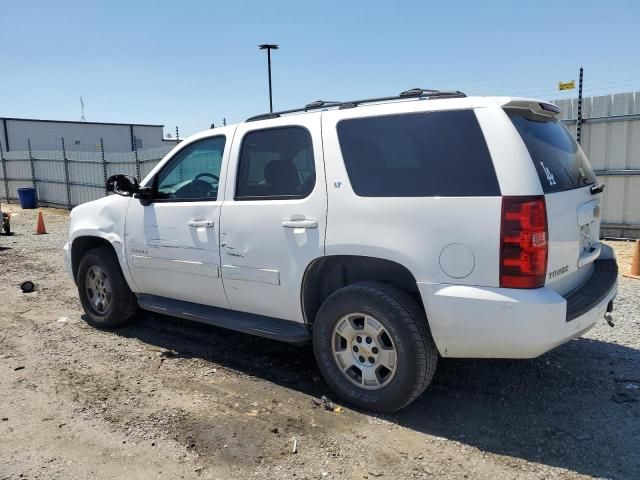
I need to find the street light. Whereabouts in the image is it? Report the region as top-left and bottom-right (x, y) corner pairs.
(259, 44), (279, 113)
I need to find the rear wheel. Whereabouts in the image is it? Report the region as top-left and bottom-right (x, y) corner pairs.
(77, 246), (139, 328)
(313, 281), (438, 413)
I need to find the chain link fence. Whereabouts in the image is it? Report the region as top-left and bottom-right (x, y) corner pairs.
(0, 138), (174, 209)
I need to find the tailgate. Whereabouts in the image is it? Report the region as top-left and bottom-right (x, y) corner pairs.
(505, 106), (602, 295)
(545, 186), (602, 295)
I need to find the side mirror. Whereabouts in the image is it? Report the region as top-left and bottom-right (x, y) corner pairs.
(135, 174), (158, 207)
(106, 174), (139, 197)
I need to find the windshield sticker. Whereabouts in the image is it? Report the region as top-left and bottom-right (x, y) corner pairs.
(540, 162), (557, 186)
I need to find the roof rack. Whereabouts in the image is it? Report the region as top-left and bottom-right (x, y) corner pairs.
(246, 88), (466, 122)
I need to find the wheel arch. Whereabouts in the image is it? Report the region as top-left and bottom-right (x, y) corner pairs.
(70, 235), (120, 283)
(301, 255), (422, 325)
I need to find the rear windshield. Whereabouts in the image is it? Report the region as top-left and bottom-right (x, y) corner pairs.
(506, 109), (596, 193)
(336, 110), (500, 197)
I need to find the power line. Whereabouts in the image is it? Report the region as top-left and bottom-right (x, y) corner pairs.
(449, 65), (640, 96)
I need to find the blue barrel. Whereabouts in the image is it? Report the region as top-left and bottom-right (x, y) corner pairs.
(17, 187), (37, 209)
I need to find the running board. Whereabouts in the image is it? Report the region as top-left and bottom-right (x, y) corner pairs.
(136, 294), (311, 343)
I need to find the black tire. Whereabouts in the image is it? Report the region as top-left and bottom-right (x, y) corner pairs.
(313, 281), (438, 413)
(3, 219), (9, 235)
(77, 246), (139, 329)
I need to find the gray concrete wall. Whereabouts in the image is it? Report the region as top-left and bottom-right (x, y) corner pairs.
(1, 118), (165, 154)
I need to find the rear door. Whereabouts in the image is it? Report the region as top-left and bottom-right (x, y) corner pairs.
(219, 115), (326, 322)
(506, 108), (601, 294)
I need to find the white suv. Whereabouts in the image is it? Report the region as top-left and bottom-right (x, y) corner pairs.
(64, 89), (618, 412)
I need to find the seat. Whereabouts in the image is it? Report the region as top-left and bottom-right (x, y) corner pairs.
(264, 159), (301, 196)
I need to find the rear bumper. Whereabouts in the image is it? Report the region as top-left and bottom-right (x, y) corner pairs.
(418, 253), (618, 359)
(565, 257), (617, 321)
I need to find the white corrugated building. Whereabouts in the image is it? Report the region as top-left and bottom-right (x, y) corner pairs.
(553, 91), (640, 238)
(0, 117), (177, 154)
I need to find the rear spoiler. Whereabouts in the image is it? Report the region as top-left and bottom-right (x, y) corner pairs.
(501, 98), (561, 117)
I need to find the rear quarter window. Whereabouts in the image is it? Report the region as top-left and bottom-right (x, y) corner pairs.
(336, 110), (500, 197)
(506, 109), (596, 193)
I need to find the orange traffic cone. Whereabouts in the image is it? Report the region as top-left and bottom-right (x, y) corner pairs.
(624, 240), (640, 279)
(35, 210), (47, 235)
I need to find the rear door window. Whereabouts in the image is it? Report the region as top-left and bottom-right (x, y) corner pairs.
(336, 110), (500, 197)
(506, 109), (596, 193)
(235, 127), (315, 200)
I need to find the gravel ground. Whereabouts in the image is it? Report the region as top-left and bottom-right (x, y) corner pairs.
(0, 204), (639, 480)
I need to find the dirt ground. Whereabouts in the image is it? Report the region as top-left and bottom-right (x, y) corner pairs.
(1, 205), (639, 480)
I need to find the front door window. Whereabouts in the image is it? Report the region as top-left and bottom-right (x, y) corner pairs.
(156, 136), (226, 201)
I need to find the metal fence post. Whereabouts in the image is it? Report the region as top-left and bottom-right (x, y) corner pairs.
(174, 127), (184, 180)
(577, 66), (584, 144)
(133, 135), (141, 180)
(62, 137), (72, 210)
(100, 138), (108, 196)
(0, 141), (9, 203)
(27, 139), (37, 194)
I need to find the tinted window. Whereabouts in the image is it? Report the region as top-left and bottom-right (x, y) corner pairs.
(507, 109), (596, 193)
(156, 136), (225, 201)
(337, 110), (500, 197)
(235, 127), (315, 199)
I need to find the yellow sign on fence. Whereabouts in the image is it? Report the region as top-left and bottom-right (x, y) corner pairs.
(558, 80), (576, 91)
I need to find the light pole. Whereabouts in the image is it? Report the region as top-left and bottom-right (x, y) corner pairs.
(259, 44), (279, 112)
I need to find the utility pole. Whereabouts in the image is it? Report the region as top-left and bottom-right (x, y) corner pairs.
(577, 67), (584, 145)
(259, 44), (279, 112)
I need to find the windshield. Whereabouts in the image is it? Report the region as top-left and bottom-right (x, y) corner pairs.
(506, 109), (596, 193)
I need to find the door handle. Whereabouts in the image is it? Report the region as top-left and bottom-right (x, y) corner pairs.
(188, 220), (214, 228)
(282, 219), (318, 229)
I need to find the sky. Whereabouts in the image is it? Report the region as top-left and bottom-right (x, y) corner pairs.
(1, 0), (639, 137)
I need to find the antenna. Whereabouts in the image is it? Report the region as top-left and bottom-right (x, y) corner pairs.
(80, 96), (86, 122)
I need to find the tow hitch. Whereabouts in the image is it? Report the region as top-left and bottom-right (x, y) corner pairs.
(604, 300), (614, 327)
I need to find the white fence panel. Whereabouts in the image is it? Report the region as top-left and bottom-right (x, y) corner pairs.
(0, 143), (173, 209)
(555, 91), (640, 238)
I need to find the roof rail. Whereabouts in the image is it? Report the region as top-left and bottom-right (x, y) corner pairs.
(246, 88), (466, 122)
(246, 100), (343, 122)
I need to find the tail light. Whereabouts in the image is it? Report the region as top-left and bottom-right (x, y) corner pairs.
(500, 196), (548, 288)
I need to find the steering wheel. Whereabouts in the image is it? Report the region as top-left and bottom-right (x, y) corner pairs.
(194, 172), (219, 183)
(182, 172), (219, 198)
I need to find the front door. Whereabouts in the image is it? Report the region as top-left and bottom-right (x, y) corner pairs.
(219, 115), (327, 322)
(125, 133), (231, 307)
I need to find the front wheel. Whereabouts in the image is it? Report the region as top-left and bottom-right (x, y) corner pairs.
(77, 246), (139, 328)
(313, 281), (438, 413)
